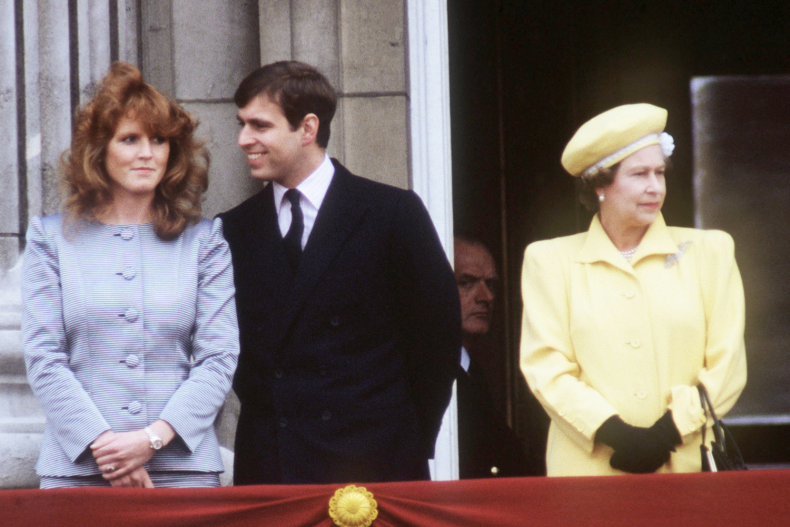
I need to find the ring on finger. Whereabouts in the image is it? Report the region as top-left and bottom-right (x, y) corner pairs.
(104, 464), (116, 473)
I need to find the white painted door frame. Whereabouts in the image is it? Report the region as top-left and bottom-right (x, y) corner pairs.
(407, 0), (459, 481)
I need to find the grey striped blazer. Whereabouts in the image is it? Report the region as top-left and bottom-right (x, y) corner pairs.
(22, 214), (239, 477)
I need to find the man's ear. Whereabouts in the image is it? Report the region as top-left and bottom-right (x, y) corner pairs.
(300, 114), (319, 146)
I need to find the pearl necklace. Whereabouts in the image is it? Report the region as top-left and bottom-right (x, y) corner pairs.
(619, 246), (639, 261)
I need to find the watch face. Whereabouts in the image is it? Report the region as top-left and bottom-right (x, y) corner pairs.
(152, 438), (163, 450)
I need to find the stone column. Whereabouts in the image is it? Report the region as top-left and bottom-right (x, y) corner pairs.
(0, 0), (70, 489)
(0, 0), (139, 489)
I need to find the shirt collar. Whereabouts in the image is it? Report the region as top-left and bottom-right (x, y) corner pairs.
(576, 213), (679, 270)
(273, 154), (335, 213)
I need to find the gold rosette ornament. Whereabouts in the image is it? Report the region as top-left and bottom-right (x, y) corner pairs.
(328, 485), (379, 527)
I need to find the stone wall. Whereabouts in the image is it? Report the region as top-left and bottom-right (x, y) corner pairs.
(1, 0), (416, 488)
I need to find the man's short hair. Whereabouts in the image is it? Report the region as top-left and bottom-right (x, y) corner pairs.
(234, 61), (337, 148)
(454, 233), (490, 252)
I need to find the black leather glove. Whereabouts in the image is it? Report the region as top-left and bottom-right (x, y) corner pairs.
(650, 410), (682, 448)
(596, 415), (676, 473)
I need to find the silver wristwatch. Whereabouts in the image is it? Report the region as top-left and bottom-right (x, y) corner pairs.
(143, 426), (163, 450)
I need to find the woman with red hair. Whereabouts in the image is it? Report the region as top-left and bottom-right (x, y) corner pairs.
(22, 62), (239, 488)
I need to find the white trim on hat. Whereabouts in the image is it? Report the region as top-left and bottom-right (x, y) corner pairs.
(581, 132), (675, 179)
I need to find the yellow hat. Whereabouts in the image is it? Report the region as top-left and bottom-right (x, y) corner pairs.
(561, 103), (669, 177)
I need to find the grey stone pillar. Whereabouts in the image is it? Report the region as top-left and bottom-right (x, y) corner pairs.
(258, 0), (409, 189)
(0, 0), (37, 490)
(167, 0), (263, 217)
(75, 0), (112, 103)
(37, 0), (73, 215)
(1, 0), (126, 489)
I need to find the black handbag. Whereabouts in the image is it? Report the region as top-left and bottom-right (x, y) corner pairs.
(698, 384), (746, 471)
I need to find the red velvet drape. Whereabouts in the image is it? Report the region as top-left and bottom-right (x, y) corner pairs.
(5, 470), (790, 526)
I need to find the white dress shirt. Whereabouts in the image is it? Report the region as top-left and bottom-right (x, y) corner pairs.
(460, 346), (471, 373)
(272, 154), (335, 249)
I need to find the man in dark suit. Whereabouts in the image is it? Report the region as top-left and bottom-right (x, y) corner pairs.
(454, 236), (541, 478)
(219, 61), (461, 485)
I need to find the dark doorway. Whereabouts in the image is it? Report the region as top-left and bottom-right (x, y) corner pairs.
(449, 0), (790, 471)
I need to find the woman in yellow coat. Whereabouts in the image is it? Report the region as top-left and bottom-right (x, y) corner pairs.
(520, 104), (747, 476)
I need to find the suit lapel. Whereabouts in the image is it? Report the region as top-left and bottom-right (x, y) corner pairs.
(274, 164), (369, 346)
(249, 184), (295, 294)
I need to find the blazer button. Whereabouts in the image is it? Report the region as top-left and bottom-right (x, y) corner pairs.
(278, 417), (288, 428)
(624, 290), (636, 299)
(124, 309), (139, 323)
(636, 390), (648, 400)
(120, 228), (134, 241)
(321, 410), (332, 421)
(274, 368), (284, 379)
(630, 339), (641, 348)
(122, 266), (136, 280)
(330, 316), (341, 328)
(127, 401), (142, 414)
(124, 354), (139, 368)
(490, 466), (499, 476)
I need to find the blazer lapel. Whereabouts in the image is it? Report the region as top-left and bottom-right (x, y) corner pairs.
(249, 184), (295, 295)
(274, 164), (369, 346)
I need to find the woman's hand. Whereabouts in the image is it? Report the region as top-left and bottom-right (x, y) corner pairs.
(108, 466), (155, 488)
(91, 420), (176, 482)
(596, 415), (676, 473)
(91, 429), (155, 481)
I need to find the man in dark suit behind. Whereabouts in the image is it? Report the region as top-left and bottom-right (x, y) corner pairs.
(219, 61), (461, 485)
(454, 236), (546, 478)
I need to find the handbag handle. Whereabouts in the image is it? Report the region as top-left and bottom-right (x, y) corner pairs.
(698, 383), (746, 471)
(698, 384), (715, 470)
(698, 384), (727, 447)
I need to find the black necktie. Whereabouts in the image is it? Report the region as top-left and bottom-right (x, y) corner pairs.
(283, 189), (304, 271)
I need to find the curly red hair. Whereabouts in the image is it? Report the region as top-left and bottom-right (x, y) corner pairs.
(62, 61), (209, 240)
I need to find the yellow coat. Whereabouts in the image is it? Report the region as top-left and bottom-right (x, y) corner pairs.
(520, 214), (747, 476)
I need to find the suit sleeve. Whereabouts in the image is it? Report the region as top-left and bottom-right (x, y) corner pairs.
(391, 191), (461, 457)
(158, 218), (240, 452)
(519, 241), (617, 454)
(22, 217), (111, 462)
(668, 231), (747, 442)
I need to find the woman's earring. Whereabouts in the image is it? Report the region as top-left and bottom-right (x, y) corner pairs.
(598, 193), (605, 202)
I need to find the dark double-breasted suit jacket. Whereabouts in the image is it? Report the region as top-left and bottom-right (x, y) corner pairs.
(219, 160), (461, 484)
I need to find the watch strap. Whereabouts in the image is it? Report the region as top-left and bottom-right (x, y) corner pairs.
(143, 426), (163, 450)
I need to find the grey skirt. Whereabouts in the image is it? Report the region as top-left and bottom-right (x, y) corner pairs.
(40, 471), (220, 488)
